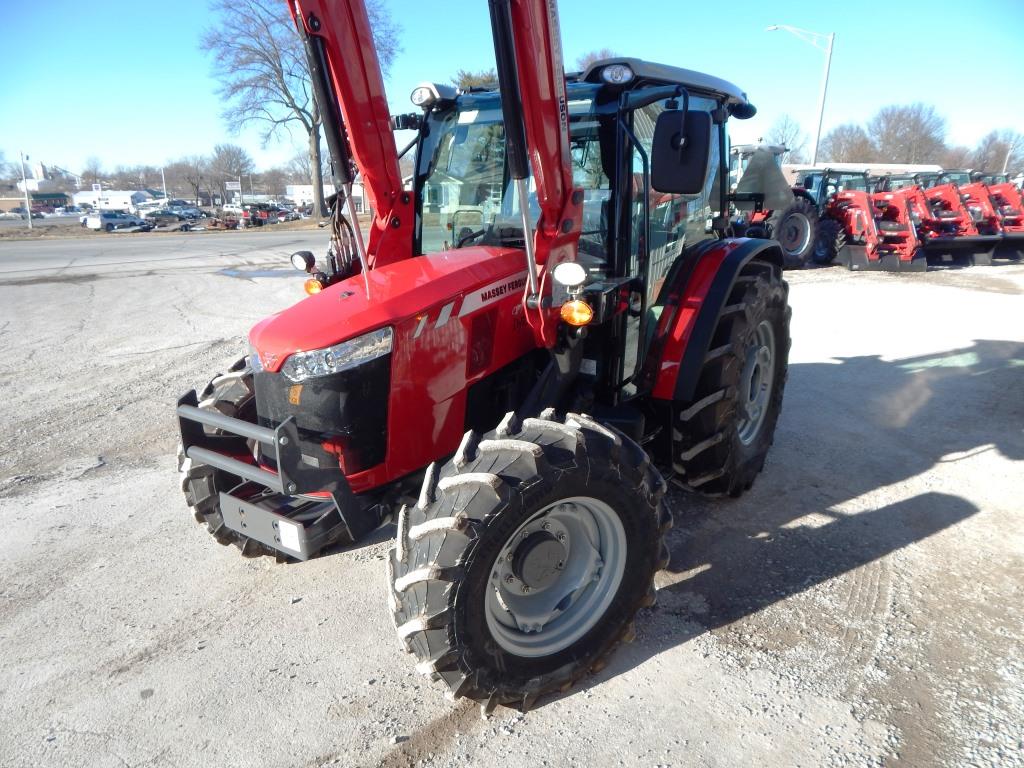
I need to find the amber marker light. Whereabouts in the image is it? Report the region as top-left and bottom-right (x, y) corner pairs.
(560, 299), (593, 326)
(304, 278), (324, 295)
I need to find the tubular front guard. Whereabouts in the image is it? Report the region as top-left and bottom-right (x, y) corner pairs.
(176, 390), (377, 560)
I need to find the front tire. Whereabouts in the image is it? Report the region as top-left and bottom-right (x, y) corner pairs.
(767, 196), (817, 269)
(812, 217), (845, 265)
(671, 258), (790, 497)
(177, 358), (278, 558)
(388, 412), (670, 712)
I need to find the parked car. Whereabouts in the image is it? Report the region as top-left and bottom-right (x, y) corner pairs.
(174, 207), (204, 220)
(221, 203), (244, 215)
(0, 210), (22, 220)
(143, 208), (188, 227)
(85, 211), (148, 232)
(9, 206), (44, 220)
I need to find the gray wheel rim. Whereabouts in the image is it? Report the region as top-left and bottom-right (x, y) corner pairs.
(779, 212), (811, 257)
(484, 496), (627, 658)
(737, 320), (776, 446)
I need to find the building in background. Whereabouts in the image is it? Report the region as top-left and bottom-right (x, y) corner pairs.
(72, 189), (154, 213)
(284, 181), (367, 214)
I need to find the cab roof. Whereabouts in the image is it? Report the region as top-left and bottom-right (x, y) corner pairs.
(577, 57), (751, 107)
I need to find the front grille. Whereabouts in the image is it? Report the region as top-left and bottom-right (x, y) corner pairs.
(253, 355), (390, 475)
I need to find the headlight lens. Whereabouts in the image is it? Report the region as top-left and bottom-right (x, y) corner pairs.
(601, 64), (634, 85)
(280, 328), (393, 383)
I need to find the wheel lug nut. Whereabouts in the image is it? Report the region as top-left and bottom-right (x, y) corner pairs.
(557, 533), (566, 542)
(542, 521), (551, 530)
(506, 552), (514, 561)
(505, 574), (515, 584)
(521, 585), (531, 594)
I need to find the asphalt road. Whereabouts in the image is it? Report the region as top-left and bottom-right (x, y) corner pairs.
(0, 234), (1021, 768)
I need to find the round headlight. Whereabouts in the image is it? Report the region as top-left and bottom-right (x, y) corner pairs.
(601, 64), (634, 85)
(411, 86), (434, 107)
(290, 250), (316, 272)
(552, 261), (587, 289)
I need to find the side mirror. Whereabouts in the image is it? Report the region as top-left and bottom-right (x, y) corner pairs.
(290, 250), (316, 273)
(651, 110), (712, 195)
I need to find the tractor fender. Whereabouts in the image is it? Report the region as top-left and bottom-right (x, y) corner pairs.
(642, 237), (784, 402)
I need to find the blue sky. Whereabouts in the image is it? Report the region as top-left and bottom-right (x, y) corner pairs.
(2, 0), (1022, 174)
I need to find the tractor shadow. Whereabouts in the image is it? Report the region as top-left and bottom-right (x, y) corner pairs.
(549, 338), (1024, 704)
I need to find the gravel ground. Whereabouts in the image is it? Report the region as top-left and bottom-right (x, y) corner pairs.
(0, 233), (1021, 768)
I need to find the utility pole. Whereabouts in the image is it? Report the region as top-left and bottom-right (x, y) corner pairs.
(766, 25), (836, 166)
(19, 151), (33, 230)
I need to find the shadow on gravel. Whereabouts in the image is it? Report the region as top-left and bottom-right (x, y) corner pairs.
(550, 338), (1024, 703)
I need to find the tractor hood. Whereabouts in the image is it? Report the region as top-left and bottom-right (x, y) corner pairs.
(249, 246), (524, 372)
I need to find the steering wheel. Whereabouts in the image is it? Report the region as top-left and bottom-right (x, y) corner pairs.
(456, 227), (487, 248)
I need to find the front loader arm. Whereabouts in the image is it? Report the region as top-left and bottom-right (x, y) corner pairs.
(289, 0), (413, 267)
(488, 0), (584, 346)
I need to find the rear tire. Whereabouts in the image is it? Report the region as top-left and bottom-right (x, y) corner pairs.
(767, 196), (817, 269)
(387, 412), (670, 712)
(177, 357), (278, 558)
(812, 217), (845, 265)
(671, 259), (790, 497)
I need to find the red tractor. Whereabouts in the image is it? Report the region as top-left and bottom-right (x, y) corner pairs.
(805, 170), (923, 271)
(873, 172), (1000, 266)
(176, 0), (790, 709)
(936, 170), (1024, 261)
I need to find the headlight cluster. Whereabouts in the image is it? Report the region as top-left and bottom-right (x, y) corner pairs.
(280, 328), (393, 383)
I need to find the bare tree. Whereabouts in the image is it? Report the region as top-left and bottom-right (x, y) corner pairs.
(208, 144), (255, 203)
(165, 155), (210, 204)
(210, 144), (255, 181)
(0, 151), (12, 183)
(764, 114), (808, 163)
(819, 124), (876, 163)
(287, 150), (330, 184)
(867, 103), (945, 163)
(941, 144), (973, 169)
(453, 69), (498, 90)
(202, 0), (401, 216)
(81, 157), (105, 187)
(257, 167), (290, 197)
(971, 130), (1024, 173)
(575, 48), (618, 71)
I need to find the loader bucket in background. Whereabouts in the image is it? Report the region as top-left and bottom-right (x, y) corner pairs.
(839, 244), (926, 272)
(919, 235), (1000, 267)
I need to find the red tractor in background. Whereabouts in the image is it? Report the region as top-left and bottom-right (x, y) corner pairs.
(874, 172), (1000, 266)
(729, 143), (818, 268)
(175, 0), (791, 710)
(934, 170), (1024, 261)
(803, 169), (923, 271)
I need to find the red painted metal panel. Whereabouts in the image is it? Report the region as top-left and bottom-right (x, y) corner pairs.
(649, 240), (741, 401)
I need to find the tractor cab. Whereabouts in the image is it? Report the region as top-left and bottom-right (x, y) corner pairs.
(980, 172), (1009, 185)
(799, 169), (871, 208)
(408, 59), (751, 278)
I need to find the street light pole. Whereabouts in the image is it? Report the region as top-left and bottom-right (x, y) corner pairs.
(767, 25), (835, 166)
(19, 151), (33, 230)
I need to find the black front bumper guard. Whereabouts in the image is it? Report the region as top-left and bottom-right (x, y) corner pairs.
(177, 390), (379, 560)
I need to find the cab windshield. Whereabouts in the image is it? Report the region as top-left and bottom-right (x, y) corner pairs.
(941, 171), (971, 186)
(418, 86), (609, 256)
